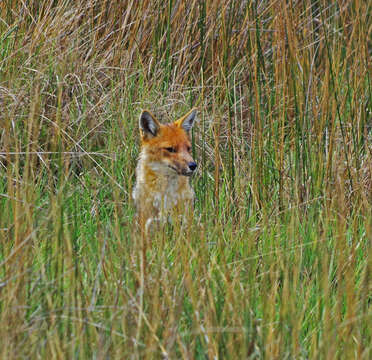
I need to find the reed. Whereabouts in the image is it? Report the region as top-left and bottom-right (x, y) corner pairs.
(0, 0), (371, 358)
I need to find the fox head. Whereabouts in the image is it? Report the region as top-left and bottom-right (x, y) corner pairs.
(139, 108), (197, 176)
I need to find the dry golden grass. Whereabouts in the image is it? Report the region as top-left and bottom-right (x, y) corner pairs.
(0, 0), (371, 358)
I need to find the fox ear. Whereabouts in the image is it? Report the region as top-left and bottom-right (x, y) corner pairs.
(176, 108), (197, 133)
(139, 110), (160, 138)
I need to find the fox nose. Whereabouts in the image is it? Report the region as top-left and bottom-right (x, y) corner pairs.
(188, 162), (197, 171)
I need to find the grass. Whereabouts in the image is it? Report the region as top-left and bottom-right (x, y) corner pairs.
(0, 0), (371, 358)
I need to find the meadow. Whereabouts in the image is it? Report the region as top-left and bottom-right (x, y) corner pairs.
(0, 0), (371, 358)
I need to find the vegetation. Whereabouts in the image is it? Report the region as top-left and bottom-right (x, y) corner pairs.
(1, 0), (371, 358)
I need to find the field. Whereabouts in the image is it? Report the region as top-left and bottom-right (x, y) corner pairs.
(1, 1), (371, 358)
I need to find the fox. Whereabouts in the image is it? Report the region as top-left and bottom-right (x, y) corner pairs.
(133, 108), (197, 232)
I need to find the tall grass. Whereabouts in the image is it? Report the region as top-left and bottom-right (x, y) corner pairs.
(1, 0), (371, 358)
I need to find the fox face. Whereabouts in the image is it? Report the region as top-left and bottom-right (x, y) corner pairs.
(139, 109), (197, 177)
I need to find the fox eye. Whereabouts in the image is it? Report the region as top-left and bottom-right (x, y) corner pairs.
(165, 147), (176, 153)
(187, 146), (192, 152)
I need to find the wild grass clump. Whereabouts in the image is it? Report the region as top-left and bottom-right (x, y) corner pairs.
(1, 0), (371, 358)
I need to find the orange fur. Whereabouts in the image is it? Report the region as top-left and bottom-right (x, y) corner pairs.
(133, 108), (197, 231)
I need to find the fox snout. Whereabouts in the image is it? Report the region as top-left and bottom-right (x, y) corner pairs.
(188, 162), (197, 171)
(176, 150), (197, 176)
(170, 153), (197, 176)
(180, 160), (197, 176)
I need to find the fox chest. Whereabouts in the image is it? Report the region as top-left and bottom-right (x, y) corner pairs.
(134, 177), (194, 214)
(151, 176), (193, 212)
(151, 186), (193, 212)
